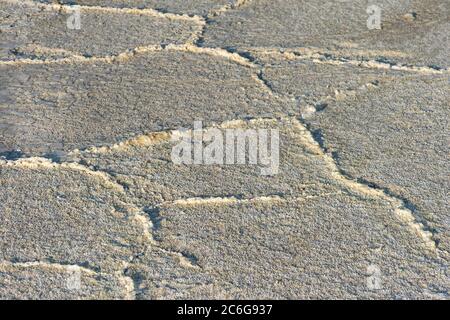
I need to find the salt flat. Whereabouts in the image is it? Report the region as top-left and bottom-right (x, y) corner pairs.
(0, 0), (448, 299)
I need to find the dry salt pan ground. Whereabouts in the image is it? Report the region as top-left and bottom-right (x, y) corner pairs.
(0, 0), (449, 299)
